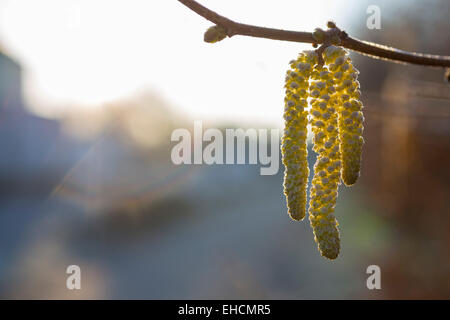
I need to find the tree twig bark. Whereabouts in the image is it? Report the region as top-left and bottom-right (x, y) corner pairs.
(178, 0), (450, 68)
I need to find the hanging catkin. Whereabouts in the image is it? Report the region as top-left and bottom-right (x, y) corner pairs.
(308, 64), (342, 260)
(325, 46), (364, 186)
(282, 51), (317, 221)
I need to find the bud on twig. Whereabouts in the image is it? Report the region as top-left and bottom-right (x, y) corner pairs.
(204, 25), (227, 43)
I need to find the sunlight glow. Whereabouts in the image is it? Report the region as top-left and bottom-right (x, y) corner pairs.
(0, 0), (350, 122)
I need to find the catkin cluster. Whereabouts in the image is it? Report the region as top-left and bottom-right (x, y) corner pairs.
(282, 46), (364, 260)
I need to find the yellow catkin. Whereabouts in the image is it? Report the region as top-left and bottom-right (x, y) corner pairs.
(325, 46), (365, 186)
(308, 63), (342, 260)
(283, 46), (365, 260)
(282, 51), (317, 221)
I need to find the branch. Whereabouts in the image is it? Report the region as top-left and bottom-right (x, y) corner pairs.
(178, 0), (450, 68)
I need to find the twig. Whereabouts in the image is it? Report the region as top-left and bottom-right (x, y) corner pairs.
(178, 0), (450, 68)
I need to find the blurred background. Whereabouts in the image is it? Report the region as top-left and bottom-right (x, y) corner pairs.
(0, 0), (449, 299)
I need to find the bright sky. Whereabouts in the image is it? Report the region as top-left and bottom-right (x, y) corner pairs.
(0, 0), (355, 124)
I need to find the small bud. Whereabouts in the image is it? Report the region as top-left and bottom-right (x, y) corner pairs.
(312, 28), (326, 42)
(204, 25), (227, 43)
(327, 21), (337, 29)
